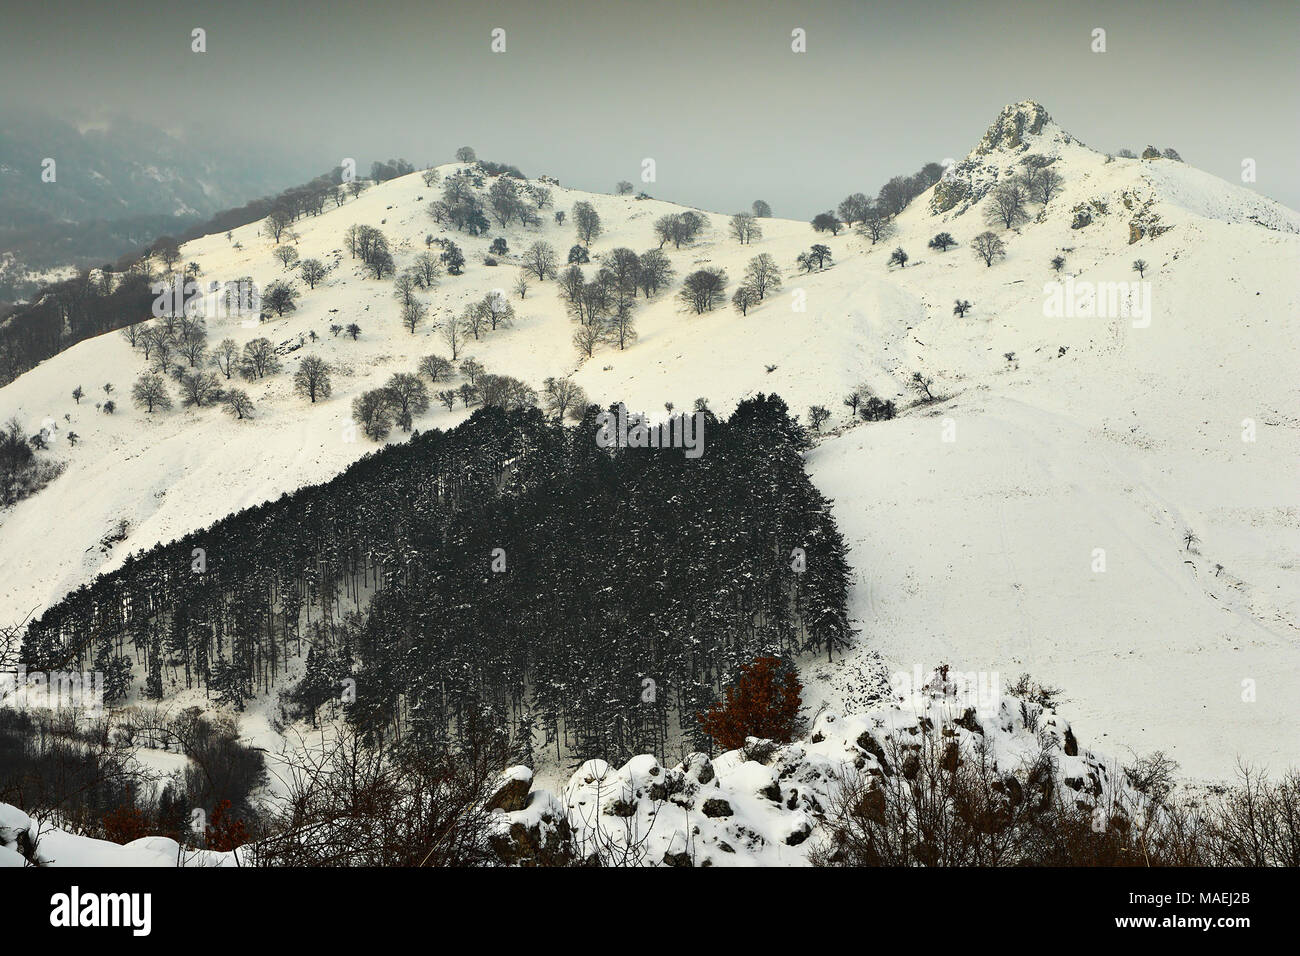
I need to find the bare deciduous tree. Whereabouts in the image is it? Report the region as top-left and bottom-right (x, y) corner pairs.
(178, 370), (224, 408)
(401, 299), (427, 334)
(986, 183), (1031, 229)
(383, 373), (430, 431)
(1036, 168), (1063, 204)
(573, 201), (602, 245)
(572, 318), (607, 358)
(732, 285), (758, 315)
(522, 241), (558, 281)
(300, 258), (327, 289)
(837, 193), (870, 226)
(729, 213), (762, 244)
(265, 206), (294, 243)
(856, 207), (896, 245)
(608, 302), (637, 349)
(352, 389), (392, 440)
(418, 354), (453, 383)
(742, 253), (782, 300)
(972, 231), (1006, 267)
(240, 338), (281, 380)
(542, 376), (589, 420)
(653, 212), (706, 249)
(637, 249), (674, 297)
(223, 388), (254, 420)
(410, 252), (442, 289)
(441, 314), (465, 359)
(131, 373), (173, 413)
(908, 371), (936, 402)
(478, 291), (514, 331)
(811, 212), (842, 235)
(678, 268), (728, 314)
(293, 356), (333, 403)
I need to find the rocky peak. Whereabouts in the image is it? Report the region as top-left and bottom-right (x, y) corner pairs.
(974, 100), (1054, 156)
(931, 101), (1069, 215)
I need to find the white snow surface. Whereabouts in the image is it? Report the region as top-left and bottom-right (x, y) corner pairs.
(0, 802), (239, 867)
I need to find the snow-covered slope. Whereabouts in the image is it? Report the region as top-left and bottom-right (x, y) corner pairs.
(2, 101), (1296, 783)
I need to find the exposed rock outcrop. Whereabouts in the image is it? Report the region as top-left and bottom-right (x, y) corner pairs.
(487, 668), (1142, 867)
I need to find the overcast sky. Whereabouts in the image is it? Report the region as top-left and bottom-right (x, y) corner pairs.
(2, 0), (1297, 217)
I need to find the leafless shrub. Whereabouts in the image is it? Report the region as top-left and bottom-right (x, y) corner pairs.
(251, 728), (502, 866)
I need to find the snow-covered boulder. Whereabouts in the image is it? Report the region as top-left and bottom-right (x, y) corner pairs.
(490, 669), (1143, 866)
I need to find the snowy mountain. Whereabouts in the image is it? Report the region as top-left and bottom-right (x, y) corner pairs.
(2, 99), (1297, 798)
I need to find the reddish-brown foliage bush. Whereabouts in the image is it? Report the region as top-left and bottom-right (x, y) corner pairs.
(102, 805), (150, 844)
(205, 799), (250, 852)
(698, 656), (802, 752)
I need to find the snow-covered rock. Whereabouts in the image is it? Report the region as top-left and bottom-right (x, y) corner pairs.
(493, 671), (1142, 866)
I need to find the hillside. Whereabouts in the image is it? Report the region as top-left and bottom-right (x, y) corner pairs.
(1, 101), (1297, 784)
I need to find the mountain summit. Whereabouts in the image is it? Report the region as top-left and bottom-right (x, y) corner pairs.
(932, 100), (1076, 214)
(972, 99), (1060, 155)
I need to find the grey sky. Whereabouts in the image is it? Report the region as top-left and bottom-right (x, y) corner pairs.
(2, 0), (1296, 217)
